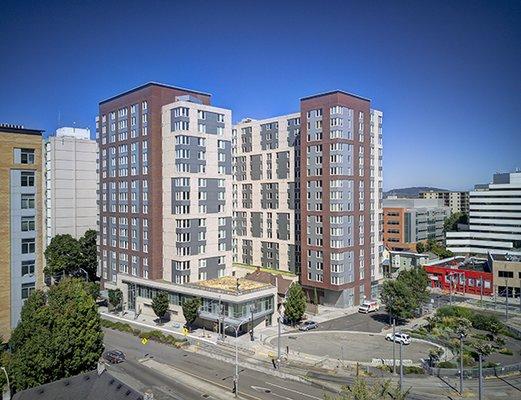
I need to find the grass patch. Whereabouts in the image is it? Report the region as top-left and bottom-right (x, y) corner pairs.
(101, 318), (188, 348)
(498, 348), (513, 356)
(404, 366), (425, 374)
(437, 361), (457, 368)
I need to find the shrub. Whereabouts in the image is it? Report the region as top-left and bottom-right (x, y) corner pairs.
(462, 353), (476, 367)
(437, 361), (457, 368)
(404, 366), (425, 374)
(498, 348), (513, 355)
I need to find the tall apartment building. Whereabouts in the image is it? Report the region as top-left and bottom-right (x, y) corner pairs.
(232, 113), (301, 274)
(44, 127), (98, 244)
(97, 83), (232, 288)
(232, 91), (383, 307)
(447, 171), (521, 255)
(383, 198), (450, 252)
(420, 190), (469, 214)
(0, 124), (44, 341)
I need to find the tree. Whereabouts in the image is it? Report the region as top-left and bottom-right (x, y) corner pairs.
(324, 378), (409, 400)
(152, 292), (170, 323)
(8, 279), (103, 392)
(85, 281), (100, 300)
(44, 234), (81, 277)
(182, 298), (201, 329)
(416, 242), (425, 253)
(444, 212), (468, 233)
(313, 287), (319, 305)
(283, 283), (306, 325)
(108, 288), (123, 311)
(381, 268), (430, 320)
(78, 229), (98, 281)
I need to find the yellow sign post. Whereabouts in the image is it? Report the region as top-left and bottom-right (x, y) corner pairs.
(141, 337), (148, 345)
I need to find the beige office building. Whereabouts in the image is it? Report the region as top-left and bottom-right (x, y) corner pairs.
(44, 127), (98, 244)
(0, 124), (44, 341)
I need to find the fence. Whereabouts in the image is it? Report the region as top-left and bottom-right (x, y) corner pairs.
(421, 359), (521, 378)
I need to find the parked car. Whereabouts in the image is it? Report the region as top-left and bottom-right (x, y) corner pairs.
(385, 332), (411, 345)
(103, 350), (126, 364)
(358, 300), (379, 314)
(299, 321), (318, 331)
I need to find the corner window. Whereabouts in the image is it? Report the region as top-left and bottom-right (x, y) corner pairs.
(21, 283), (35, 299)
(20, 149), (35, 164)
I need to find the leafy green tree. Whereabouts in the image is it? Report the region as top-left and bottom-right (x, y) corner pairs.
(324, 378), (409, 400)
(381, 268), (430, 320)
(8, 279), (103, 392)
(78, 229), (98, 281)
(152, 292), (170, 323)
(416, 241), (425, 253)
(85, 281), (100, 300)
(444, 212), (468, 233)
(44, 234), (81, 277)
(313, 287), (319, 305)
(284, 283), (306, 325)
(182, 298), (201, 329)
(108, 288), (123, 311)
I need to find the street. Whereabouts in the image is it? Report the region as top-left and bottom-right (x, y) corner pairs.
(103, 328), (335, 400)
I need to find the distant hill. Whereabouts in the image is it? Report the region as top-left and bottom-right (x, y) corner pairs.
(384, 187), (449, 198)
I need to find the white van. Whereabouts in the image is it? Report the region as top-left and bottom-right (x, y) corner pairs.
(358, 300), (379, 314)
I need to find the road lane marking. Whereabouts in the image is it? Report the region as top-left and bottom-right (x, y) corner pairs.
(264, 382), (322, 399)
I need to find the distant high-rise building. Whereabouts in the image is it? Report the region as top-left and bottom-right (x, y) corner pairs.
(447, 171), (521, 255)
(232, 91), (384, 307)
(420, 190), (469, 214)
(383, 198), (450, 252)
(44, 127), (98, 244)
(0, 124), (44, 341)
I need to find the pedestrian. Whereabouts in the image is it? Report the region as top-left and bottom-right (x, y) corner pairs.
(271, 357), (277, 369)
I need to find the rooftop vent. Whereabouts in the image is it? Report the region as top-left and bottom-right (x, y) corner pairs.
(0, 123), (24, 129)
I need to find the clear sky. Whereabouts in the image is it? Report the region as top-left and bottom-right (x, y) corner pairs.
(1, 0), (519, 191)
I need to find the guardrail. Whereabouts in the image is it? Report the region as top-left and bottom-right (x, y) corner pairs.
(421, 360), (521, 378)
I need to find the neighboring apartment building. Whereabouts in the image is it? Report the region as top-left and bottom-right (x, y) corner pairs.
(44, 127), (97, 244)
(447, 171), (521, 255)
(233, 91), (383, 307)
(0, 124), (44, 341)
(420, 190), (469, 214)
(383, 198), (451, 252)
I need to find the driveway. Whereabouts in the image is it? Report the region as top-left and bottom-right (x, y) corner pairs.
(316, 311), (390, 333)
(270, 331), (438, 363)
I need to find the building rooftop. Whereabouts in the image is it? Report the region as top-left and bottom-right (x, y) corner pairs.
(424, 256), (491, 272)
(0, 123), (44, 136)
(489, 253), (521, 262)
(12, 367), (143, 400)
(300, 90), (370, 102)
(187, 276), (272, 295)
(99, 81), (212, 105)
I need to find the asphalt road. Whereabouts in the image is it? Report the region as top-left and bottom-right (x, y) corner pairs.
(103, 328), (335, 400)
(316, 310), (390, 332)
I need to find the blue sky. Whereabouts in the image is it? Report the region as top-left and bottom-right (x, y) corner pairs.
(1, 0), (519, 190)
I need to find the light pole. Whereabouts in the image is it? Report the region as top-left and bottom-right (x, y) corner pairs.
(505, 279), (509, 322)
(250, 304), (255, 341)
(392, 318), (396, 374)
(459, 333), (465, 395)
(225, 319), (247, 398)
(399, 340), (403, 393)
(277, 314), (282, 366)
(478, 353), (483, 400)
(1, 367), (10, 398)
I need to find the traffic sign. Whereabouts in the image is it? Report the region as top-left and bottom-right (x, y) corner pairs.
(141, 337), (148, 345)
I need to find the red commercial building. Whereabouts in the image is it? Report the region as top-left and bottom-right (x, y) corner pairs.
(423, 257), (493, 296)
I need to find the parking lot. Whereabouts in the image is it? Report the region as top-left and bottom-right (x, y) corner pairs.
(270, 331), (438, 363)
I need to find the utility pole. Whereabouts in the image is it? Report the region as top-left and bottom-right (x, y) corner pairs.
(494, 284), (497, 309)
(459, 333), (464, 395)
(505, 279), (509, 322)
(250, 305), (255, 341)
(399, 340), (403, 393)
(480, 279), (483, 306)
(478, 353), (483, 400)
(277, 314), (281, 366)
(392, 318), (396, 374)
(449, 273), (453, 305)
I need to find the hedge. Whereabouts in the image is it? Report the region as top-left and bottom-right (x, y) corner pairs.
(101, 318), (188, 348)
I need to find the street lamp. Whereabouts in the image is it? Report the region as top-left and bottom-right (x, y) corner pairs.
(249, 304), (255, 342)
(1, 367), (10, 398)
(225, 319), (248, 398)
(459, 333), (465, 395)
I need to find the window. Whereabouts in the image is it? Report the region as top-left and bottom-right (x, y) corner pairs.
(21, 238), (35, 254)
(21, 216), (35, 231)
(20, 149), (35, 164)
(21, 260), (35, 275)
(21, 194), (35, 209)
(21, 171), (35, 187)
(21, 283), (35, 300)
